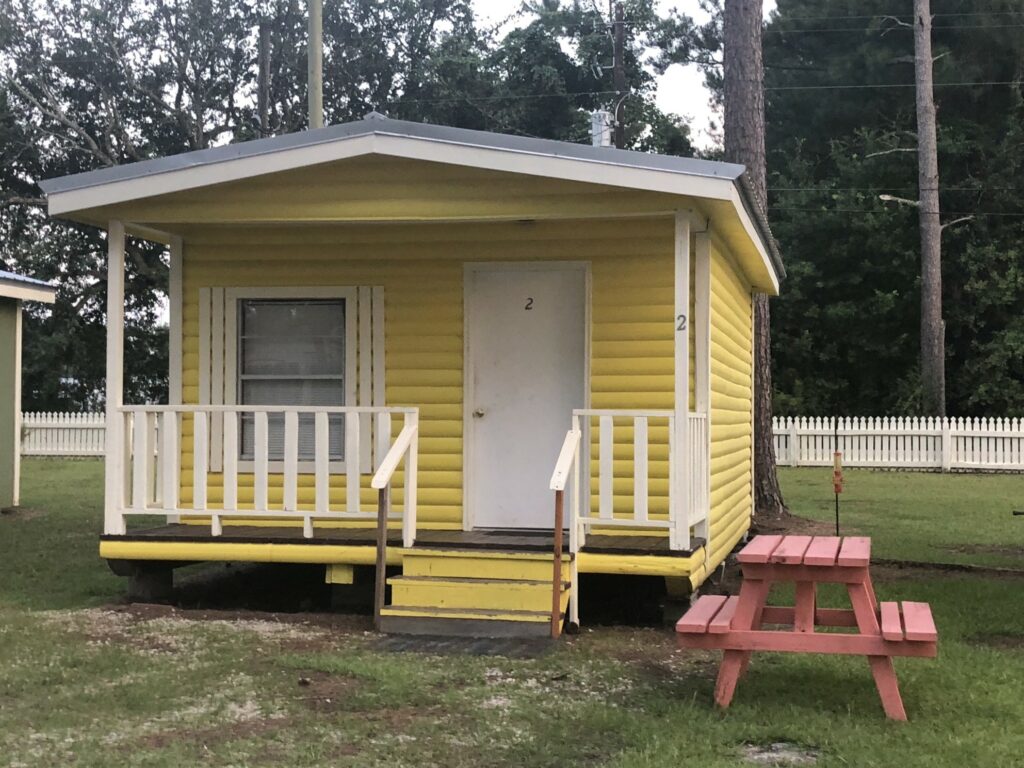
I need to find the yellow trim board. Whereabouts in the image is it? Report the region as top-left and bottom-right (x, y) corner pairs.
(99, 540), (403, 566)
(100, 539), (705, 579)
(575, 550), (703, 577)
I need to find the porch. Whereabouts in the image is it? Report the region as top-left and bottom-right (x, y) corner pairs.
(105, 403), (710, 557)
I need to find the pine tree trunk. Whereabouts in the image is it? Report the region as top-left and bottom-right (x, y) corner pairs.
(914, 0), (946, 416)
(723, 0), (787, 518)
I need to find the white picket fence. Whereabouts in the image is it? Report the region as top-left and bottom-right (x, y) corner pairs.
(20, 412), (105, 456)
(774, 416), (1024, 472)
(20, 411), (1024, 472)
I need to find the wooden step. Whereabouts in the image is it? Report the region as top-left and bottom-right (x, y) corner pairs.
(403, 548), (570, 581)
(379, 605), (557, 638)
(388, 575), (569, 613)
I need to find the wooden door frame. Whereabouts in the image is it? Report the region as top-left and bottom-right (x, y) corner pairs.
(462, 260), (592, 531)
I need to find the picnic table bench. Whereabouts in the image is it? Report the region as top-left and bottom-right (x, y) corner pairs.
(676, 534), (937, 720)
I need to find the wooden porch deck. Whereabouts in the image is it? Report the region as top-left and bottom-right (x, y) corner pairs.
(108, 524), (703, 557)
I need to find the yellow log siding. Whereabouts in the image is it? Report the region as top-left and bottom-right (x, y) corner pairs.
(707, 241), (754, 568)
(179, 217), (682, 529)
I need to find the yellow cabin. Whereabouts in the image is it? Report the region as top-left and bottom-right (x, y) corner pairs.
(40, 115), (783, 636)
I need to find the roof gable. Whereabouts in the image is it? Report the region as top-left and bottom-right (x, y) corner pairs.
(39, 115), (782, 290)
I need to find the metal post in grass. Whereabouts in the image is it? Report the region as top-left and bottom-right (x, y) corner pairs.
(833, 417), (844, 536)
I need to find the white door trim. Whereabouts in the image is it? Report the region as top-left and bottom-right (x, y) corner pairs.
(462, 260), (591, 531)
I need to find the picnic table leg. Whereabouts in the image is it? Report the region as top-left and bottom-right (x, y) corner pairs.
(794, 581), (816, 632)
(737, 584), (770, 681)
(864, 572), (879, 612)
(847, 578), (907, 721)
(715, 577), (770, 708)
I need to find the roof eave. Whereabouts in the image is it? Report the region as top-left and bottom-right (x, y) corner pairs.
(735, 173), (786, 284)
(0, 278), (57, 304)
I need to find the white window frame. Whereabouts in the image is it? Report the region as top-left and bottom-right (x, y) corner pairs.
(224, 286), (358, 474)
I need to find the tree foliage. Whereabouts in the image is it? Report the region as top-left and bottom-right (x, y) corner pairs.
(762, 0), (1024, 417)
(2, 0), (1021, 418)
(0, 0), (692, 410)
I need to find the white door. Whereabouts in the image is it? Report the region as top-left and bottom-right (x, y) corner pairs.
(467, 264), (586, 529)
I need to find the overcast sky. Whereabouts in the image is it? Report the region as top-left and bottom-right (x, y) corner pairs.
(471, 0), (776, 150)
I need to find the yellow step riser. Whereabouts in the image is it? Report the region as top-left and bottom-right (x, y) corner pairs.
(403, 555), (570, 582)
(390, 580), (570, 613)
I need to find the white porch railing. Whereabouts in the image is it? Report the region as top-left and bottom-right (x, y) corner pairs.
(551, 408), (710, 626)
(688, 411), (709, 537)
(556, 409), (709, 552)
(110, 405), (419, 545)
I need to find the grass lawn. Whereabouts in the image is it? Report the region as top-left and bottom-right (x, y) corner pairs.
(2, 459), (1024, 767)
(780, 467), (1024, 569)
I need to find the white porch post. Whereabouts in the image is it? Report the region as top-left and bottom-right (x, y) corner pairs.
(168, 235), (183, 405)
(166, 235), (183, 523)
(104, 220), (126, 535)
(694, 229), (712, 549)
(673, 211), (691, 550)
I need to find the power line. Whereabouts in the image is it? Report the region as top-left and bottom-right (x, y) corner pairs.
(771, 10), (1024, 22)
(766, 80), (1020, 91)
(387, 89), (619, 106)
(769, 186), (1021, 192)
(371, 79), (1016, 106)
(769, 206), (1024, 217)
(764, 22), (1024, 33)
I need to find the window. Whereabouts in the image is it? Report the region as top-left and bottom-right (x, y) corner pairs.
(238, 299), (346, 460)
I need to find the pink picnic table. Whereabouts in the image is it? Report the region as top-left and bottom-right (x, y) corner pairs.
(676, 534), (938, 721)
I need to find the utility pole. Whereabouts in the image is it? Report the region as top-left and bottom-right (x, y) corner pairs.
(258, 21), (271, 136)
(914, 0), (945, 416)
(611, 1), (626, 149)
(308, 0), (323, 129)
(723, 0), (787, 519)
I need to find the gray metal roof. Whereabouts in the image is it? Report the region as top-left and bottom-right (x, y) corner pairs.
(39, 113), (747, 195)
(0, 270), (53, 288)
(38, 113), (783, 279)
(0, 269), (57, 302)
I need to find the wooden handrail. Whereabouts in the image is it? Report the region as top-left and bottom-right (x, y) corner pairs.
(551, 489), (564, 639)
(374, 484), (389, 631)
(549, 429), (580, 639)
(371, 424), (418, 489)
(370, 422), (418, 630)
(549, 429), (581, 491)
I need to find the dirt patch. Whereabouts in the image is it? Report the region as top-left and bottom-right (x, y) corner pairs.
(943, 543), (1024, 559)
(744, 742), (819, 766)
(137, 715), (293, 751)
(577, 626), (678, 664)
(968, 632), (1024, 651)
(44, 605), (368, 658)
(872, 559), (1024, 580)
(114, 602), (373, 633)
(635, 655), (718, 683)
(295, 671), (364, 713)
(0, 505), (44, 520)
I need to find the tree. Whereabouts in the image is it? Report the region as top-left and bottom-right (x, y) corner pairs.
(912, 0), (944, 416)
(722, 0), (786, 518)
(0, 0), (701, 412)
(763, 0), (1024, 417)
